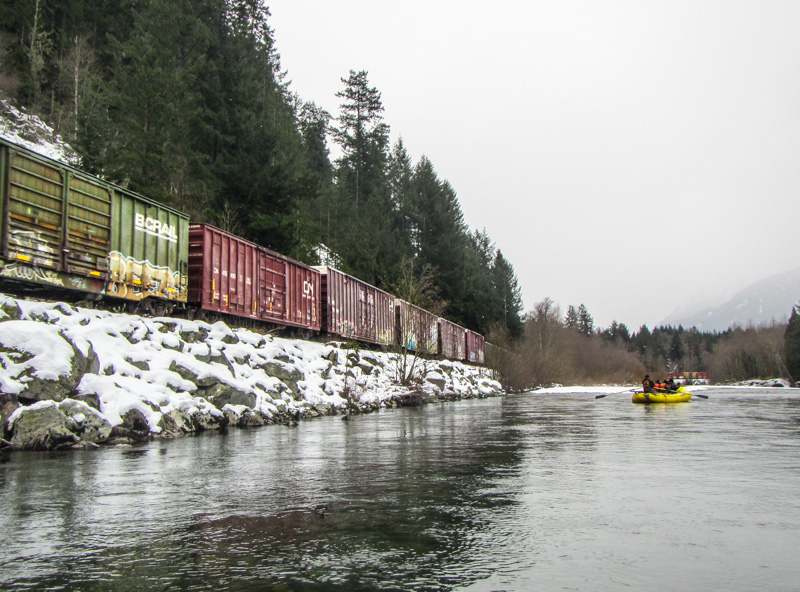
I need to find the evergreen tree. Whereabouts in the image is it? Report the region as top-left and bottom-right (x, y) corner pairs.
(577, 304), (594, 336)
(565, 305), (579, 330)
(411, 158), (471, 325)
(331, 70), (395, 283)
(492, 250), (524, 339)
(785, 304), (800, 382)
(333, 69), (389, 212)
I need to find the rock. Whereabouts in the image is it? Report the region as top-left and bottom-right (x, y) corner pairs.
(323, 348), (341, 363)
(58, 399), (112, 444)
(264, 360), (304, 383)
(9, 402), (79, 450)
(202, 382), (256, 409)
(0, 322), (84, 403)
(356, 360), (375, 375)
(72, 393), (101, 411)
(426, 372), (447, 392)
(159, 408), (196, 436)
(168, 358), (226, 388)
(0, 392), (20, 440)
(223, 405), (267, 427)
(124, 357), (150, 371)
(157, 320), (210, 344)
(0, 297), (22, 321)
(109, 408), (152, 443)
(192, 408), (227, 431)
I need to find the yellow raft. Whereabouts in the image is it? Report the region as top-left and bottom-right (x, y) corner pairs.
(632, 387), (692, 404)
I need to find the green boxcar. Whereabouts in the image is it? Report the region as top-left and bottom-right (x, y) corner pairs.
(0, 137), (189, 304)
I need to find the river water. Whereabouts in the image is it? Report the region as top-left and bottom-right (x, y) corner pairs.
(2, 387), (799, 591)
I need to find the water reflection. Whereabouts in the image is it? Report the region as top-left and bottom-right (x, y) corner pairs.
(1, 389), (800, 591)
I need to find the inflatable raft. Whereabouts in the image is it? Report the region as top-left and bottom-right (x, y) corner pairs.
(632, 387), (692, 404)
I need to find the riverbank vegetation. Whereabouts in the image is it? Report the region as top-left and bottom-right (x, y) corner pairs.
(490, 298), (798, 390)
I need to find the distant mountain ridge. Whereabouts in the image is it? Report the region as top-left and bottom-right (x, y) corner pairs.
(660, 267), (800, 332)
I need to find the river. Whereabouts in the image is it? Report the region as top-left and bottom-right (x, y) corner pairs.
(1, 387), (799, 591)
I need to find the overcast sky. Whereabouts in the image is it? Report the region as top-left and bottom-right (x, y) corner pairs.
(267, 0), (800, 330)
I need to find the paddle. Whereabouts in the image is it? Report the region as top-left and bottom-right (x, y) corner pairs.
(595, 388), (637, 399)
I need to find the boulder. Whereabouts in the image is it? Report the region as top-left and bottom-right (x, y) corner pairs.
(192, 408), (227, 431)
(202, 382), (256, 409)
(0, 297), (22, 321)
(59, 399), (112, 444)
(426, 372), (447, 392)
(159, 408), (196, 436)
(223, 405), (267, 427)
(0, 322), (84, 403)
(263, 360), (304, 384)
(108, 408), (152, 443)
(9, 402), (79, 450)
(0, 392), (20, 440)
(168, 358), (224, 388)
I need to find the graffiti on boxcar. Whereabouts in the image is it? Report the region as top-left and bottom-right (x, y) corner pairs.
(0, 259), (64, 286)
(337, 320), (357, 339)
(377, 330), (394, 346)
(7, 230), (58, 265)
(0, 260), (102, 293)
(106, 251), (186, 301)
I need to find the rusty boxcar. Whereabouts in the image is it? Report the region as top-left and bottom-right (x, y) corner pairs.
(465, 329), (485, 364)
(396, 298), (439, 356)
(0, 137), (189, 307)
(439, 318), (467, 361)
(314, 266), (395, 346)
(188, 223), (320, 331)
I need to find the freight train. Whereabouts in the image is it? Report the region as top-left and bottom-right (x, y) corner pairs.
(0, 137), (485, 364)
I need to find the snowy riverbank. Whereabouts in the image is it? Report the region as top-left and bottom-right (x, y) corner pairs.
(0, 295), (503, 451)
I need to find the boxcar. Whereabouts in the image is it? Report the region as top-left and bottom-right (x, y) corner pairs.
(314, 266), (395, 346)
(0, 137), (188, 305)
(396, 299), (439, 355)
(439, 318), (467, 361)
(465, 329), (485, 364)
(188, 223), (320, 331)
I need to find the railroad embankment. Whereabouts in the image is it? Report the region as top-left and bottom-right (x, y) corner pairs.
(0, 295), (503, 451)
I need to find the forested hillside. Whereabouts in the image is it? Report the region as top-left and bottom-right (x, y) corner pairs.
(0, 0), (524, 338)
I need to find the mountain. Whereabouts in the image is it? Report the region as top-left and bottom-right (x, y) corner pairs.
(660, 267), (800, 332)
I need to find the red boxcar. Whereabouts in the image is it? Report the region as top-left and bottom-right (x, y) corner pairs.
(188, 224), (320, 330)
(315, 266), (395, 346)
(439, 318), (467, 361)
(465, 330), (485, 364)
(396, 299), (439, 355)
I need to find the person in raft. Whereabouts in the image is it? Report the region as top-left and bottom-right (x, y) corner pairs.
(642, 375), (656, 393)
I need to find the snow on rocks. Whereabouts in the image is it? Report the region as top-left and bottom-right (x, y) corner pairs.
(0, 294), (503, 450)
(0, 99), (80, 165)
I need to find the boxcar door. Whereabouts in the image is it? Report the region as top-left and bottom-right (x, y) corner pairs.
(359, 286), (376, 342)
(257, 250), (286, 322)
(4, 149), (65, 270)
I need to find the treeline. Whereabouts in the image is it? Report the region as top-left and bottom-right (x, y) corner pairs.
(0, 0), (523, 338)
(491, 298), (799, 389)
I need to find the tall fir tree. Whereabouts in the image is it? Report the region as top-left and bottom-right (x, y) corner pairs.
(491, 250), (524, 338)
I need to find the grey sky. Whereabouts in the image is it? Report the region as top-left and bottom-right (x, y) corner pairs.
(268, 0), (800, 330)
